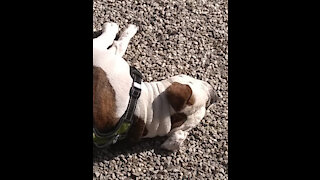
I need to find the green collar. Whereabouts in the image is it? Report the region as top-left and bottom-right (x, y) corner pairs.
(93, 122), (131, 148)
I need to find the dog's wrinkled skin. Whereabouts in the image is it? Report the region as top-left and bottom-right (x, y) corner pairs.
(93, 22), (218, 151)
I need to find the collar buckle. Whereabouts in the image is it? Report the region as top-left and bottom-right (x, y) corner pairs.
(112, 134), (120, 144)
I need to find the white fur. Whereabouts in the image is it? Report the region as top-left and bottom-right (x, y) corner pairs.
(93, 22), (214, 151)
(135, 76), (212, 138)
(93, 23), (136, 118)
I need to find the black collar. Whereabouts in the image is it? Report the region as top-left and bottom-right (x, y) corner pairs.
(93, 66), (143, 148)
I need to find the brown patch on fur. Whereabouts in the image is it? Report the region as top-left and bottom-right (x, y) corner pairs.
(93, 67), (119, 133)
(125, 115), (147, 144)
(170, 113), (188, 130)
(165, 82), (195, 112)
(187, 93), (195, 105)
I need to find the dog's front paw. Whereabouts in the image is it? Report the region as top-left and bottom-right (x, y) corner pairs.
(161, 130), (189, 151)
(120, 24), (138, 39)
(127, 24), (138, 33)
(102, 22), (119, 33)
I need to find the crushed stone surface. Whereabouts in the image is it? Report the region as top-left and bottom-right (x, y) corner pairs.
(93, 0), (228, 179)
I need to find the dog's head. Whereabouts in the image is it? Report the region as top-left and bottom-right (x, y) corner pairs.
(165, 75), (219, 116)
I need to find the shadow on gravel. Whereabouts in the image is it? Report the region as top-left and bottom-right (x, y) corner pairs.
(93, 136), (173, 163)
(93, 30), (102, 38)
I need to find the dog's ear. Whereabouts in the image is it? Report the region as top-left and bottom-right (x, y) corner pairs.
(165, 82), (195, 112)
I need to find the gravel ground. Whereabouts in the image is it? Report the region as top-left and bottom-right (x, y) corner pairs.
(93, 0), (228, 179)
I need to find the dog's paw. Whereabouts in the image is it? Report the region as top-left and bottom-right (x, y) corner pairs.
(121, 24), (139, 39)
(160, 130), (189, 151)
(161, 141), (181, 151)
(127, 24), (139, 32)
(102, 22), (119, 33)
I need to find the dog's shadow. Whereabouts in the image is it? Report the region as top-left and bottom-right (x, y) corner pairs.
(93, 136), (174, 163)
(93, 30), (102, 39)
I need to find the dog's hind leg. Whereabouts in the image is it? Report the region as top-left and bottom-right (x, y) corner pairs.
(93, 22), (119, 50)
(110, 24), (138, 57)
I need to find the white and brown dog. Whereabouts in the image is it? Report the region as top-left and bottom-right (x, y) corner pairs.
(93, 22), (218, 151)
